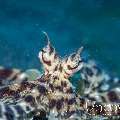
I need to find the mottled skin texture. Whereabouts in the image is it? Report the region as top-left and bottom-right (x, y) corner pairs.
(81, 60), (120, 103)
(0, 33), (119, 120)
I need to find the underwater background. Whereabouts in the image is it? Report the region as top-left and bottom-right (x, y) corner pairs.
(0, 0), (120, 77)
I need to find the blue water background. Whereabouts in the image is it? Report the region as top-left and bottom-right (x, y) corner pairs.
(0, 0), (120, 76)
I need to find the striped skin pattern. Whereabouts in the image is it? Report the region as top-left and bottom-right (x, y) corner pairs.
(0, 67), (41, 104)
(0, 67), (28, 88)
(81, 60), (120, 103)
(39, 36), (120, 119)
(38, 32), (84, 79)
(0, 33), (119, 119)
(0, 80), (39, 104)
(0, 101), (35, 120)
(0, 33), (86, 120)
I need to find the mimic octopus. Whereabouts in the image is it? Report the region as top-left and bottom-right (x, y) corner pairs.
(0, 32), (119, 120)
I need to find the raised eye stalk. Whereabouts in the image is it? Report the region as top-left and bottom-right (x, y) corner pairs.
(42, 31), (51, 46)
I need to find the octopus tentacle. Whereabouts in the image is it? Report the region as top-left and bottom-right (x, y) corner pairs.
(0, 34), (119, 120)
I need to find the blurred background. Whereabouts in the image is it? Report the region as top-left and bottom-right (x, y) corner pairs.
(0, 0), (120, 76)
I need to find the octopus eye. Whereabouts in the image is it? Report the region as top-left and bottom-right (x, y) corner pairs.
(41, 49), (46, 53)
(79, 59), (83, 63)
(44, 46), (49, 53)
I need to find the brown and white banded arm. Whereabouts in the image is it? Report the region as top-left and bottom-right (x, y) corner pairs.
(62, 47), (84, 79)
(38, 32), (60, 75)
